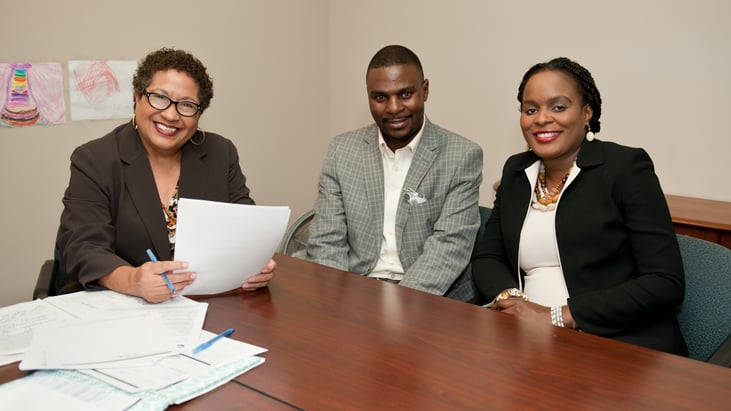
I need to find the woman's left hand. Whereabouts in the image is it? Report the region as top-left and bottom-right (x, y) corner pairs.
(493, 299), (578, 328)
(492, 298), (550, 322)
(241, 259), (276, 291)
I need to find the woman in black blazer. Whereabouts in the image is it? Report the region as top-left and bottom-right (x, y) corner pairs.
(58, 48), (275, 303)
(472, 57), (686, 355)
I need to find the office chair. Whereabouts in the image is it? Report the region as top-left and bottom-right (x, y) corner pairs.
(453, 205), (491, 304)
(277, 209), (315, 259)
(472, 206), (492, 258)
(675, 234), (731, 366)
(33, 237), (68, 300)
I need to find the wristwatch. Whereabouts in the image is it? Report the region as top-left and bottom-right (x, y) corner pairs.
(483, 288), (529, 308)
(494, 288), (528, 303)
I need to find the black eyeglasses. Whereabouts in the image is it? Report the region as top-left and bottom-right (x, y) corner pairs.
(144, 91), (202, 117)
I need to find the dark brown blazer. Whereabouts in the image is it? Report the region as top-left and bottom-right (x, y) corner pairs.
(472, 139), (687, 355)
(57, 121), (254, 290)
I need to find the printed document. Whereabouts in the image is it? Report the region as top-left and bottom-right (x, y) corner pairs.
(20, 313), (179, 370)
(79, 330), (267, 393)
(174, 198), (290, 295)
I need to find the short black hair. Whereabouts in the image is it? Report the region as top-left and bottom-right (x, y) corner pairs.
(366, 45), (424, 81)
(517, 57), (602, 133)
(132, 47), (214, 112)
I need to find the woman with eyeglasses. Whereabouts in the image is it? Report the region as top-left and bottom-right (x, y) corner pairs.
(57, 47), (275, 303)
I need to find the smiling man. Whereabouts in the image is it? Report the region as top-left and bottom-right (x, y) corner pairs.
(307, 45), (483, 301)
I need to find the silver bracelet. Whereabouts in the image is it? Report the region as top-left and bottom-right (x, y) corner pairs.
(550, 306), (565, 328)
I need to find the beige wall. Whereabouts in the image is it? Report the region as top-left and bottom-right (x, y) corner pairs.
(1, 0), (729, 306)
(329, 0), (731, 206)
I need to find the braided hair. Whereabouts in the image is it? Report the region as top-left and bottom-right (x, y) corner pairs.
(517, 57), (602, 133)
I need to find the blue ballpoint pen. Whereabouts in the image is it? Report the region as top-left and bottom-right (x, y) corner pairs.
(192, 328), (235, 354)
(146, 248), (176, 294)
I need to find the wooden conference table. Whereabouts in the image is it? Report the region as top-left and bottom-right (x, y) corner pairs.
(193, 254), (730, 410)
(3, 254), (731, 410)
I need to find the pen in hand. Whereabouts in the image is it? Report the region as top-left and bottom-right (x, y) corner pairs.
(192, 328), (235, 354)
(146, 248), (176, 294)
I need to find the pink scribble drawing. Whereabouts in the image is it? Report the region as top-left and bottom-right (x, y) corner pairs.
(73, 61), (120, 105)
(0, 62), (65, 127)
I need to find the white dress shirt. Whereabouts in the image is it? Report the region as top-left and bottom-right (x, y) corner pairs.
(368, 119), (426, 282)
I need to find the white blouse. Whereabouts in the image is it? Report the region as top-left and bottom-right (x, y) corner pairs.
(518, 161), (580, 306)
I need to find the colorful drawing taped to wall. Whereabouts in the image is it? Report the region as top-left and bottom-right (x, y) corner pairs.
(1, 64), (39, 125)
(0, 62), (65, 127)
(68, 60), (135, 121)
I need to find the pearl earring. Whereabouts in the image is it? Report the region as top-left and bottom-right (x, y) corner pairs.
(585, 124), (595, 142)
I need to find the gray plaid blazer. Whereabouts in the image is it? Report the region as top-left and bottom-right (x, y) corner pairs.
(307, 118), (483, 301)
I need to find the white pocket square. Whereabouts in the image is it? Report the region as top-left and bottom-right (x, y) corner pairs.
(404, 188), (427, 205)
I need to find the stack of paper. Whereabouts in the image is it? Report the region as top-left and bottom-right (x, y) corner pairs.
(0, 291), (267, 410)
(0, 331), (266, 411)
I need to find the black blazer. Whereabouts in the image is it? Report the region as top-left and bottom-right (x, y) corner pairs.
(58, 121), (254, 290)
(473, 140), (687, 355)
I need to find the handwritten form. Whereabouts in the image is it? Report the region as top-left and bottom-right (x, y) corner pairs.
(0, 300), (75, 366)
(174, 198), (291, 295)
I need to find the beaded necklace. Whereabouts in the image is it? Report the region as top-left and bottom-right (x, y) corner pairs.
(531, 163), (571, 212)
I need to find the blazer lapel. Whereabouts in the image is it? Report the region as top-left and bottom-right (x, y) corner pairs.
(178, 142), (208, 200)
(361, 129), (385, 236)
(119, 125), (172, 260)
(397, 119), (439, 232)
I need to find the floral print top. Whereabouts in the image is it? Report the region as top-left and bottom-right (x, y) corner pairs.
(163, 185), (179, 257)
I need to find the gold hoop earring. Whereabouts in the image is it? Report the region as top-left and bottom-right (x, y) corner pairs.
(133, 114), (137, 130)
(191, 128), (206, 145)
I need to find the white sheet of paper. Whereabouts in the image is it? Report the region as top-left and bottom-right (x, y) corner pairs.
(80, 330), (267, 393)
(0, 299), (75, 355)
(0, 353), (24, 367)
(44, 290), (208, 348)
(20, 313), (178, 370)
(0, 371), (140, 411)
(184, 329), (268, 362)
(44, 290), (200, 318)
(174, 198), (290, 295)
(81, 354), (210, 393)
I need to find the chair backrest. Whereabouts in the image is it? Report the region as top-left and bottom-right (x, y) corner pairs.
(277, 209), (315, 259)
(675, 234), (731, 363)
(449, 205), (491, 303)
(33, 229), (68, 299)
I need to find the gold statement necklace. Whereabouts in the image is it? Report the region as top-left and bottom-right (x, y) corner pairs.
(531, 163), (571, 212)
